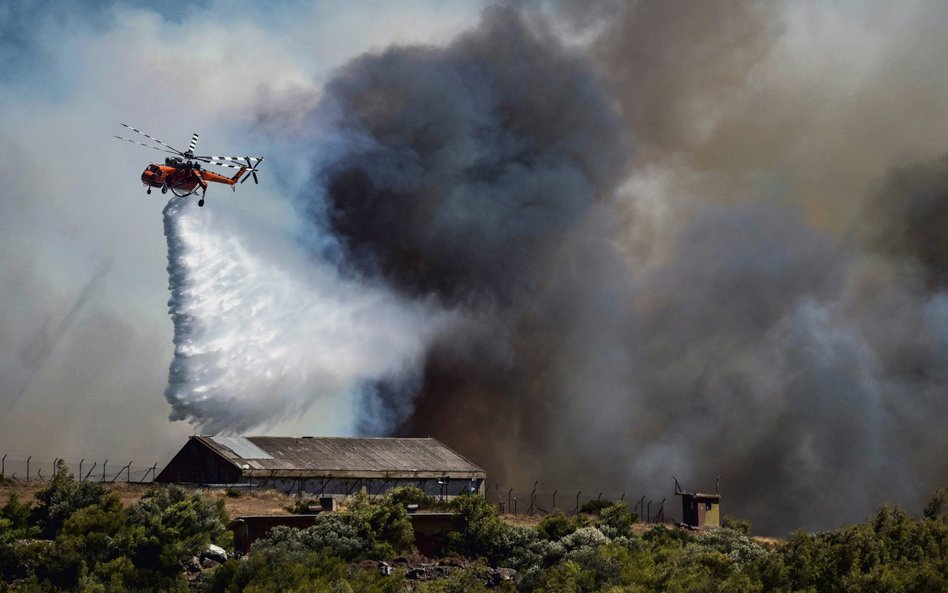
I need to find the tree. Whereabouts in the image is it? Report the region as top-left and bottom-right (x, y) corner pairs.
(122, 485), (229, 576)
(0, 493), (31, 533)
(537, 510), (581, 541)
(446, 493), (509, 562)
(346, 490), (416, 557)
(722, 515), (751, 535)
(30, 460), (112, 539)
(924, 487), (948, 520)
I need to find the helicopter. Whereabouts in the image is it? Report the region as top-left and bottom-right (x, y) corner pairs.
(115, 123), (264, 207)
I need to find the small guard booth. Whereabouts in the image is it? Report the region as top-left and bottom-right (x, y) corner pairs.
(675, 478), (720, 528)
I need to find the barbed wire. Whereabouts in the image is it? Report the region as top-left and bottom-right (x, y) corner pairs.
(0, 454), (158, 484)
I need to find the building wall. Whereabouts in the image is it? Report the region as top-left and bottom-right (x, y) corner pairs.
(705, 502), (720, 527)
(154, 439), (241, 484)
(230, 515), (321, 554)
(679, 494), (721, 528)
(242, 476), (485, 498)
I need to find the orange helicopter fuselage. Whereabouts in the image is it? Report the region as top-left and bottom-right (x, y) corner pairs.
(141, 163), (246, 194)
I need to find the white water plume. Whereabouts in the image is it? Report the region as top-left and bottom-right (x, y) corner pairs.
(162, 197), (451, 434)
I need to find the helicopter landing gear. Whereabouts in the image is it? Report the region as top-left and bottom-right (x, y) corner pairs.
(161, 185), (168, 194)
(198, 198), (205, 207)
(147, 188), (151, 194)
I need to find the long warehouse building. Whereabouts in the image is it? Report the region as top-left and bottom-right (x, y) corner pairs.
(155, 435), (486, 497)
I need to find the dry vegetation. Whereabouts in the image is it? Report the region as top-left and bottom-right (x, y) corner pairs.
(1, 479), (784, 551)
(1, 480), (297, 519)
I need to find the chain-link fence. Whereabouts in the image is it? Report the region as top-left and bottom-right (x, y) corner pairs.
(486, 483), (670, 523)
(0, 456), (675, 522)
(0, 455), (158, 484)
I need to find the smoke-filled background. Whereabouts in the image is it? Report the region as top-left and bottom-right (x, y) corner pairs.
(3, 1), (948, 534)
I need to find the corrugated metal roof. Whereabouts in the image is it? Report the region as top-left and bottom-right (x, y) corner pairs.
(195, 435), (484, 476)
(210, 436), (274, 460)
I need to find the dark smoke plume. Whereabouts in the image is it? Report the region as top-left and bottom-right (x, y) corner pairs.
(865, 154), (948, 290)
(320, 7), (630, 305)
(272, 3), (948, 534)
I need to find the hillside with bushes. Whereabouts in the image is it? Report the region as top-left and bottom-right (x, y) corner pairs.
(1, 465), (946, 592)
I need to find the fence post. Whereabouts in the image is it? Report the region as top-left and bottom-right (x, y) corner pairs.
(102, 460), (108, 482)
(552, 489), (557, 511)
(26, 456), (31, 481)
(1, 454), (5, 476)
(112, 462), (131, 483)
(148, 463), (157, 482)
(83, 462), (97, 482)
(529, 481), (538, 515)
(52, 458), (59, 478)
(127, 462), (132, 483)
(647, 500), (652, 523)
(574, 491), (581, 515)
(507, 488), (513, 514)
(513, 496), (517, 515)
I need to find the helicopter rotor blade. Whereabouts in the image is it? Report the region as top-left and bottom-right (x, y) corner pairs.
(187, 132), (199, 155)
(203, 160), (258, 170)
(121, 123), (185, 155)
(113, 136), (181, 156)
(194, 155), (264, 165)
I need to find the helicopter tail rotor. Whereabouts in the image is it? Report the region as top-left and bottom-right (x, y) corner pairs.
(240, 156), (261, 184)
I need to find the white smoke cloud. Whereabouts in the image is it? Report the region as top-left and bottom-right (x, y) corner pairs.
(162, 197), (456, 434)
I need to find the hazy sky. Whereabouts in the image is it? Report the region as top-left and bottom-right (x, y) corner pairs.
(0, 0), (482, 463)
(2, 1), (948, 534)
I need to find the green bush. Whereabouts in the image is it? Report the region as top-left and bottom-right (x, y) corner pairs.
(1, 493), (31, 533)
(445, 493), (510, 564)
(722, 515), (752, 535)
(252, 518), (368, 562)
(537, 510), (581, 541)
(924, 487), (948, 520)
(30, 460), (113, 538)
(385, 486), (441, 510)
(579, 498), (613, 516)
(598, 502), (637, 538)
(122, 485), (230, 575)
(347, 490), (416, 557)
(208, 551), (403, 593)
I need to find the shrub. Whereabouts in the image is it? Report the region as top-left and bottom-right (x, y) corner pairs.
(598, 502), (637, 538)
(253, 518), (368, 562)
(579, 499), (613, 516)
(385, 486), (440, 510)
(30, 460), (112, 539)
(924, 487), (948, 520)
(347, 490), (416, 557)
(537, 510), (580, 541)
(121, 485), (229, 577)
(722, 515), (752, 535)
(445, 493), (518, 565)
(284, 497), (317, 514)
(208, 550), (403, 593)
(1, 493), (32, 534)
